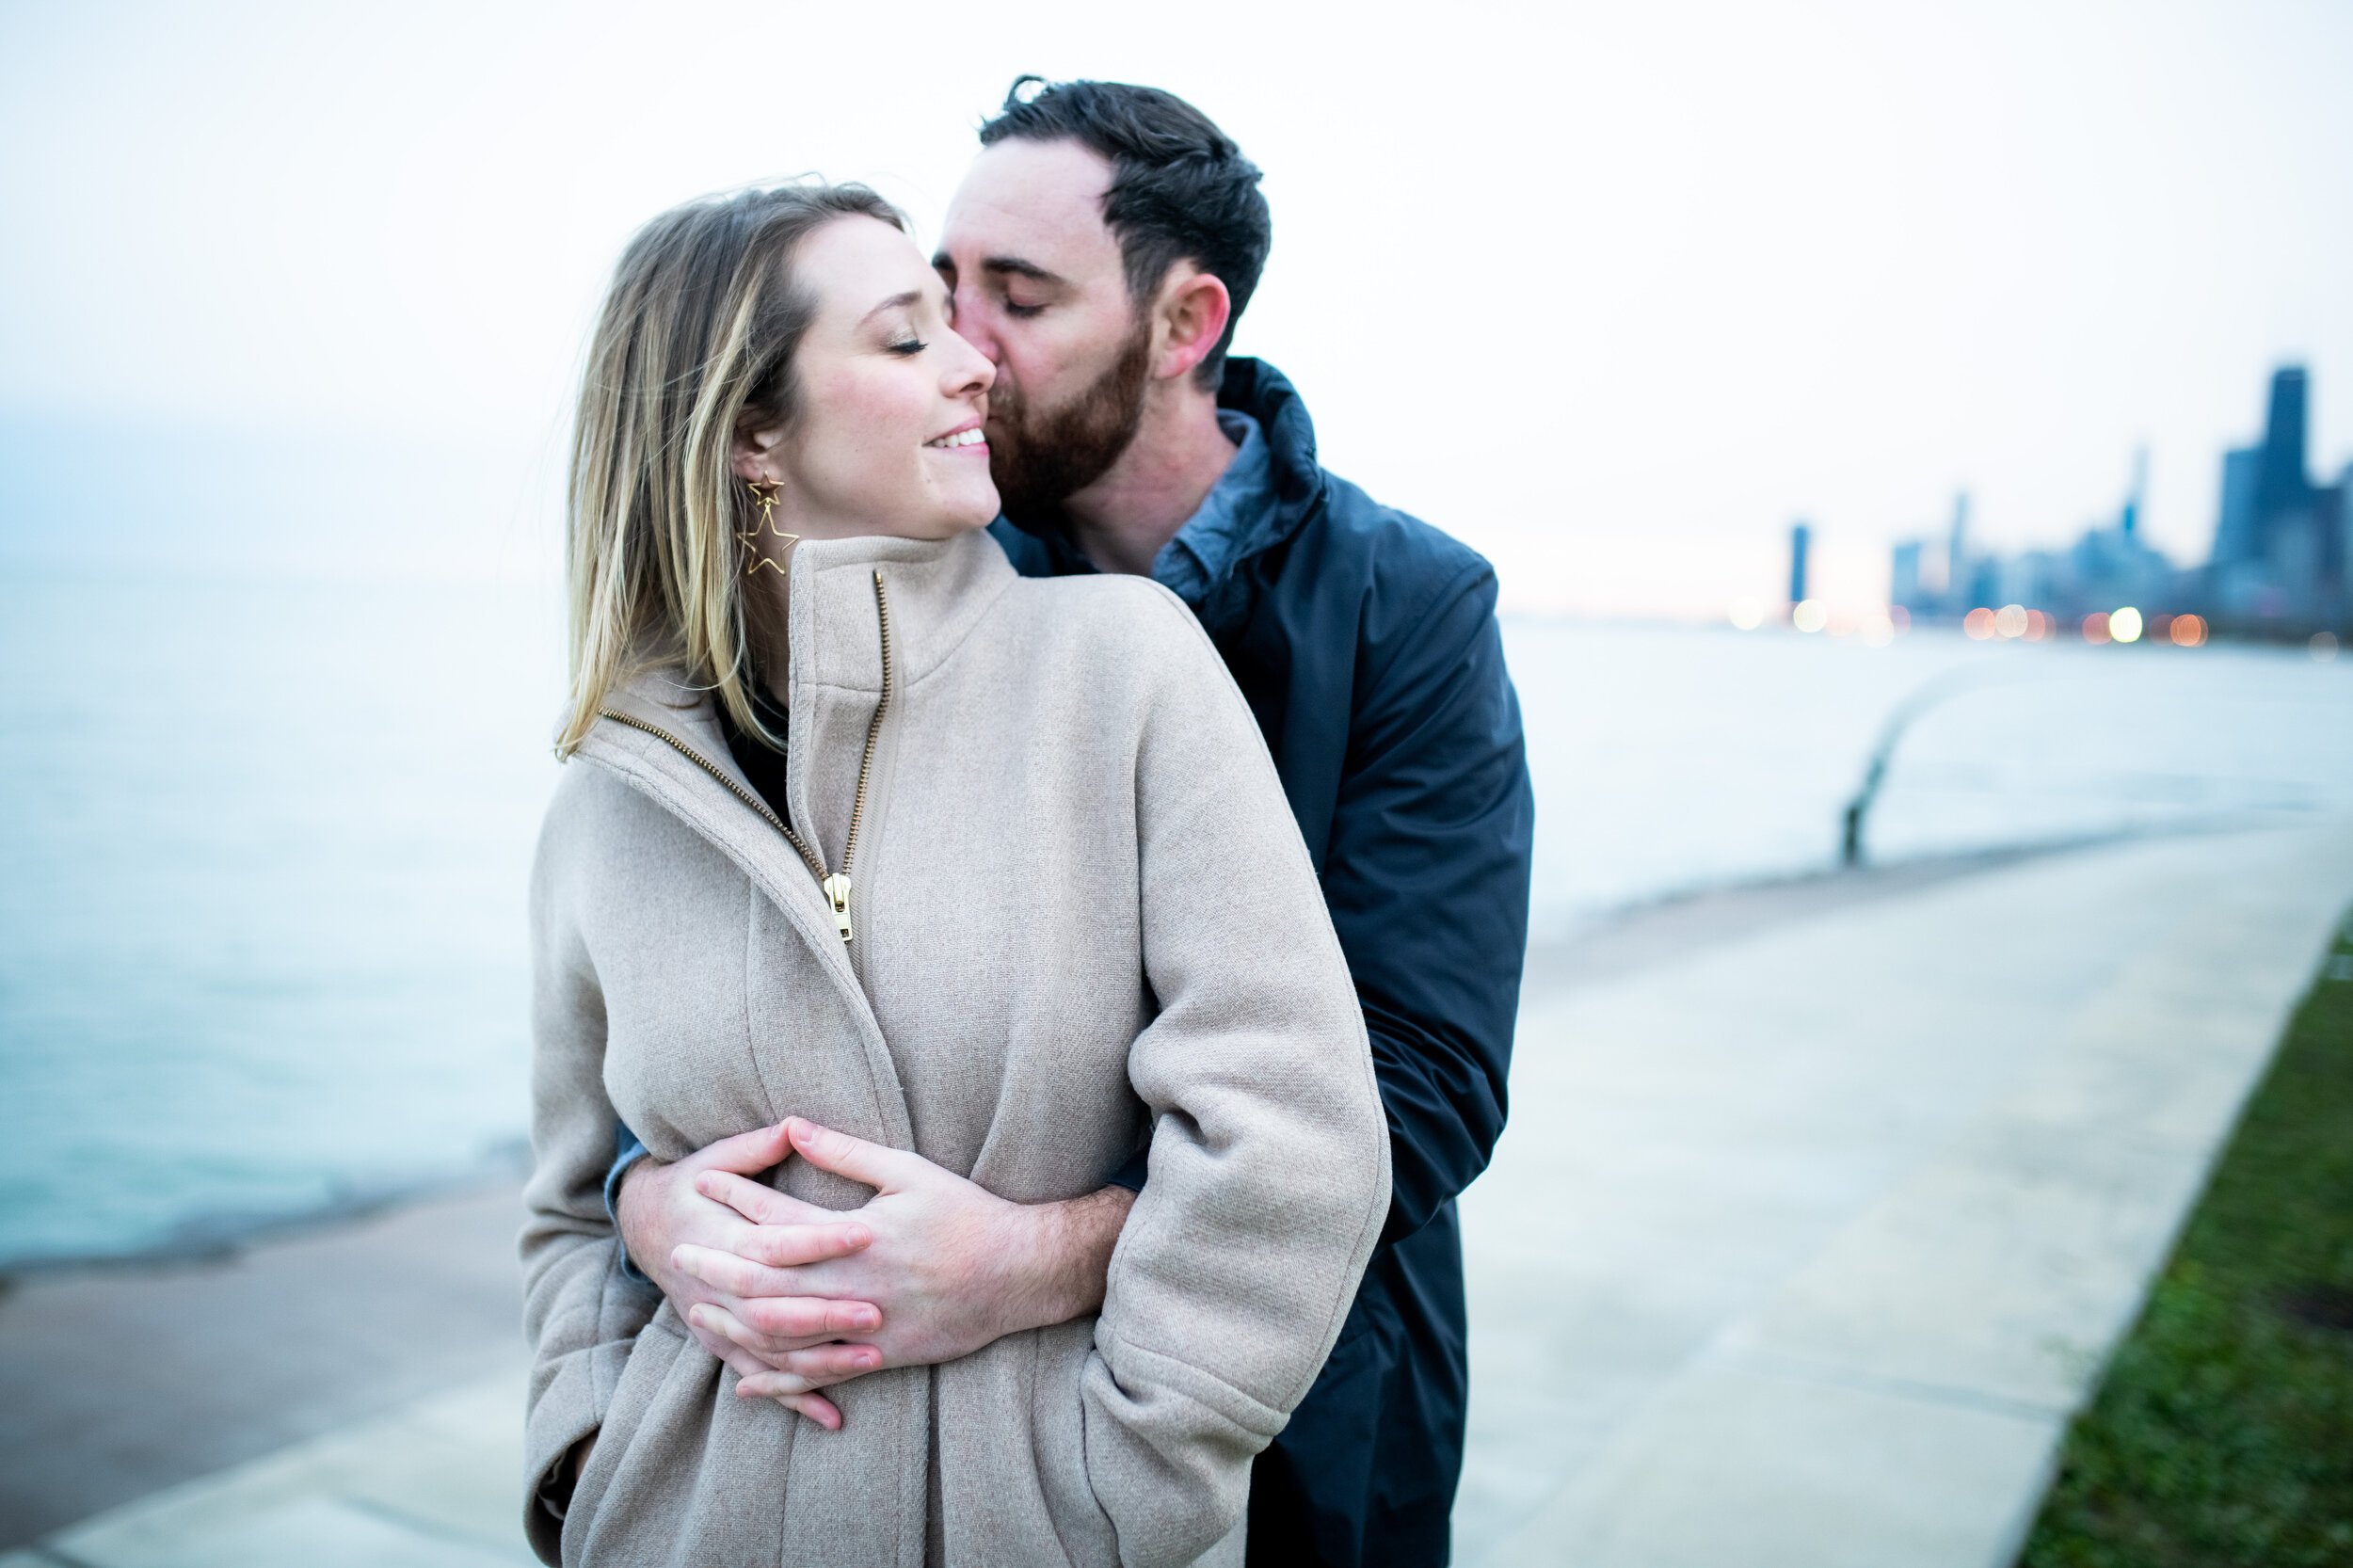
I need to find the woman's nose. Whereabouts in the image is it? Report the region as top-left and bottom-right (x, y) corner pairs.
(946, 334), (995, 397)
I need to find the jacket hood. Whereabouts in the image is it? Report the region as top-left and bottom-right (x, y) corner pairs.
(1218, 357), (1327, 548)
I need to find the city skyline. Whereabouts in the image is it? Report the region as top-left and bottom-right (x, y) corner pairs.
(5, 1), (2352, 621)
(1879, 362), (2349, 639)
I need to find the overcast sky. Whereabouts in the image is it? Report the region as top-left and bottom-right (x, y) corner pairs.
(4, 0), (2349, 613)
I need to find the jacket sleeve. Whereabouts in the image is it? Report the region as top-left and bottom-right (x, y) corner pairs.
(517, 791), (660, 1565)
(1326, 561), (1534, 1247)
(1080, 588), (1392, 1568)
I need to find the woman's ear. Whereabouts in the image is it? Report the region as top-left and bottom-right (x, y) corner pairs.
(731, 418), (786, 484)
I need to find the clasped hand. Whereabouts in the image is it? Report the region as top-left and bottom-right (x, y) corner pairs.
(616, 1117), (1124, 1431)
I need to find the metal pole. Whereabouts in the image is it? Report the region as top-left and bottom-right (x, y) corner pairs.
(1839, 664), (2023, 867)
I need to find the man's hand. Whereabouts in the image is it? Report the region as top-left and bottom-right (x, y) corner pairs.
(674, 1118), (1136, 1406)
(614, 1122), (882, 1430)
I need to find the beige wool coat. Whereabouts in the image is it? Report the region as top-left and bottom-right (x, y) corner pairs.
(520, 531), (1390, 1568)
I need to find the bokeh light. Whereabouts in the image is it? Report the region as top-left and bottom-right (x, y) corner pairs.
(1792, 599), (1829, 633)
(2111, 606), (2144, 644)
(1728, 599), (1765, 632)
(2315, 632), (2342, 663)
(2083, 612), (2112, 644)
(1963, 607), (1997, 640)
(2169, 614), (2207, 648)
(1994, 604), (2029, 639)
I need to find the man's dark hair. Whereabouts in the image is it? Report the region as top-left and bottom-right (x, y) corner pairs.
(980, 77), (1270, 390)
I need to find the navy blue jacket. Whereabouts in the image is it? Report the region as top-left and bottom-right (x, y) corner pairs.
(993, 359), (1534, 1568)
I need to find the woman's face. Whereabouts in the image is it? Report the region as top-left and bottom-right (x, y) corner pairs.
(735, 216), (999, 541)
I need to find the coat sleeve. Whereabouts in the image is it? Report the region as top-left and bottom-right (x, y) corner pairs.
(1326, 560), (1533, 1247)
(517, 782), (660, 1565)
(1080, 587), (1392, 1568)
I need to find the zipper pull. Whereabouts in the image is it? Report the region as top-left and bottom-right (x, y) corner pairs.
(822, 873), (853, 942)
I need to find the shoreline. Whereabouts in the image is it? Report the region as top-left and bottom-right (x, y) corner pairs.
(1529, 815), (2279, 997)
(5, 820), (2344, 1554)
(0, 1176), (531, 1548)
(0, 1144), (530, 1285)
(3, 822), (2284, 1285)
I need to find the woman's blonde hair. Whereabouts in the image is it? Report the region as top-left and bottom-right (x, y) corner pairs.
(558, 180), (906, 757)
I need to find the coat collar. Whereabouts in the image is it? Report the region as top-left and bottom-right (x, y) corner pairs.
(1218, 356), (1328, 545)
(573, 527), (1016, 1016)
(785, 528), (1017, 696)
(585, 527), (1015, 779)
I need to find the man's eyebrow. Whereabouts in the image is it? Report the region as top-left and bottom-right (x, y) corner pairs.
(981, 257), (1064, 285)
(857, 290), (922, 325)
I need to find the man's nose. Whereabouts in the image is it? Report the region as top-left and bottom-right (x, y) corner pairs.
(949, 286), (1003, 364)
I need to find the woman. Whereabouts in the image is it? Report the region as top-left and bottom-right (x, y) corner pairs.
(520, 182), (1388, 1568)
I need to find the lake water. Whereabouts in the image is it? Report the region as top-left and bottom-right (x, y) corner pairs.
(5, 567), (2351, 1267)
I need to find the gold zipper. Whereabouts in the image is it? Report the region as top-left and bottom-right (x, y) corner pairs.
(826, 570), (893, 943)
(595, 569), (892, 944)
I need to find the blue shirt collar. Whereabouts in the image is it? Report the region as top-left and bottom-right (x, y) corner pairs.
(1149, 410), (1277, 608)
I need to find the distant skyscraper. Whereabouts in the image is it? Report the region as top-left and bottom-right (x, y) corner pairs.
(2214, 447), (2262, 565)
(1890, 541), (1923, 608)
(2255, 367), (2312, 536)
(1789, 522), (1811, 606)
(2121, 447), (2146, 538)
(1945, 491), (1971, 603)
(2215, 366), (2314, 568)
(2208, 364), (2347, 630)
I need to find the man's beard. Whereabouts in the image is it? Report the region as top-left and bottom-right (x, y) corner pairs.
(987, 316), (1154, 534)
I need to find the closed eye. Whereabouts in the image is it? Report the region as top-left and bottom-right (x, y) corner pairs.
(886, 337), (929, 356)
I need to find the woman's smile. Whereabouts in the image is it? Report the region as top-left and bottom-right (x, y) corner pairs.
(925, 422), (989, 451)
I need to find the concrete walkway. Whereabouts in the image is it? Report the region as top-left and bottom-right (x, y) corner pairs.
(0, 1175), (534, 1568)
(5, 823), (2347, 1566)
(1455, 821), (2353, 1567)
(0, 1367), (533, 1567)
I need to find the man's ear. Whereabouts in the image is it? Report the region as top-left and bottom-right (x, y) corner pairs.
(1151, 266), (1231, 384)
(731, 419), (786, 483)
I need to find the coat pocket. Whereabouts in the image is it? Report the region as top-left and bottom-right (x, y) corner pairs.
(559, 1315), (692, 1566)
(1029, 1320), (1125, 1567)
(927, 1320), (1116, 1567)
(560, 1311), (795, 1568)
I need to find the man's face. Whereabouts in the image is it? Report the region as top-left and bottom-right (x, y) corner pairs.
(935, 138), (1152, 524)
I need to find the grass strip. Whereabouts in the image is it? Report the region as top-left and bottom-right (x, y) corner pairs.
(2018, 914), (2353, 1566)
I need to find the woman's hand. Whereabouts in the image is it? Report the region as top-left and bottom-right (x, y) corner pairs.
(673, 1118), (1133, 1406)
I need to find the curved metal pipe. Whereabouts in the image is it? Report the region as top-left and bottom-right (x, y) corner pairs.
(1840, 663), (2025, 866)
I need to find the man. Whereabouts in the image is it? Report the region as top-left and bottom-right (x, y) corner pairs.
(612, 78), (1532, 1565)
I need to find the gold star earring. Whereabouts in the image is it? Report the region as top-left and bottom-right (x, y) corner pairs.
(739, 479), (797, 576)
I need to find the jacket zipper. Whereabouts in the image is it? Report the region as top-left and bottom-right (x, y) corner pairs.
(598, 569), (894, 944)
